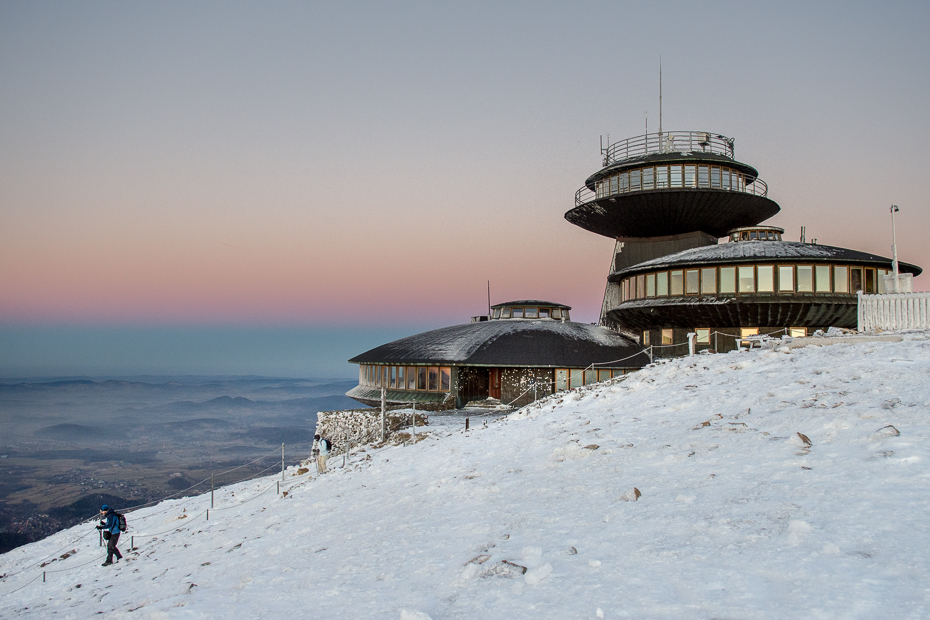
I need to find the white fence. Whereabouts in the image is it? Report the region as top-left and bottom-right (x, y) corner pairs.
(858, 291), (930, 331)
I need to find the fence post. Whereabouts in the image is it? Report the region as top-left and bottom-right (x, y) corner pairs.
(206, 509), (209, 521)
(211, 473), (214, 509)
(43, 571), (46, 583)
(648, 345), (654, 364)
(131, 535), (134, 549)
(411, 401), (416, 439)
(465, 417), (469, 431)
(380, 387), (386, 442)
(688, 332), (696, 356)
(281, 443), (285, 482)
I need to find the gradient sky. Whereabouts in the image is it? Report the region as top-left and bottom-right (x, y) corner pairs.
(1, 1), (928, 377)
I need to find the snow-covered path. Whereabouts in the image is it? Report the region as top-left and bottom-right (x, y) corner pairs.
(2, 333), (930, 619)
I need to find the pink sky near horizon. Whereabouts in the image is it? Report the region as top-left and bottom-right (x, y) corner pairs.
(2, 2), (928, 333)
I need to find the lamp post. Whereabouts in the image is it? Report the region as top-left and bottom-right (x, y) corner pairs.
(891, 205), (900, 293)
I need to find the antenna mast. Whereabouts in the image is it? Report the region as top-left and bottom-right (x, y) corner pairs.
(659, 58), (663, 138)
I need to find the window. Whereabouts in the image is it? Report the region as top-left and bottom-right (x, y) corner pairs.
(684, 165), (696, 187)
(656, 166), (668, 188)
(815, 265), (831, 293)
(609, 175), (618, 194)
(501, 308), (511, 318)
(643, 331), (651, 346)
(656, 271), (669, 296)
(428, 367), (439, 391)
(539, 308), (550, 318)
(620, 171), (629, 192)
(834, 265), (849, 293)
(790, 327), (807, 338)
(797, 266), (813, 292)
(598, 369), (612, 382)
(757, 265), (774, 292)
(722, 168), (731, 189)
(720, 267), (736, 294)
(685, 269), (699, 294)
(407, 367), (416, 390)
(440, 368), (451, 391)
(525, 308), (539, 318)
(850, 267), (863, 292)
(584, 370), (597, 385)
(670, 270), (684, 295)
(701, 268), (716, 294)
(662, 329), (673, 344)
(865, 268), (876, 293)
(417, 367), (427, 390)
(739, 265), (755, 293)
(749, 231), (758, 240)
(778, 265), (794, 292)
(390, 366), (396, 388)
(710, 167), (721, 188)
(556, 369), (568, 391)
(696, 328), (710, 344)
(670, 165), (682, 188)
(569, 369), (583, 389)
(492, 308), (501, 319)
(551, 308), (562, 319)
(698, 165), (710, 188)
(741, 327), (759, 338)
(359, 366), (365, 385)
(642, 167), (654, 190)
(646, 273), (656, 297)
(630, 168), (641, 191)
(636, 275), (645, 298)
(512, 308), (524, 318)
(397, 366), (405, 389)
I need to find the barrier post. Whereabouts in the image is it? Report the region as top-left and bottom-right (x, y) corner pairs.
(688, 332), (696, 356)
(277, 481), (280, 495)
(131, 535), (134, 549)
(281, 443), (285, 482)
(380, 387), (386, 442)
(648, 345), (654, 364)
(211, 473), (214, 509)
(412, 402), (416, 439)
(465, 417), (470, 431)
(206, 509), (209, 521)
(43, 571), (46, 583)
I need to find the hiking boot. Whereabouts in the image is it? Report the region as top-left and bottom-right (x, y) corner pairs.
(101, 561), (113, 566)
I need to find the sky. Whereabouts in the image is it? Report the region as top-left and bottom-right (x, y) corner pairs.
(1, 1), (928, 377)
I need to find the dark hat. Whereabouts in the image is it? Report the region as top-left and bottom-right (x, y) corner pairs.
(100, 504), (109, 511)
(314, 434), (321, 439)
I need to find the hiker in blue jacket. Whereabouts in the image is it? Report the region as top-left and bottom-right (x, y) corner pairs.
(97, 505), (123, 566)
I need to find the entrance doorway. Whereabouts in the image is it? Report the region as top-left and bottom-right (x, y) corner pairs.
(489, 368), (501, 399)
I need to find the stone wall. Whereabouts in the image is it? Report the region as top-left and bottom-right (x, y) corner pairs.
(501, 368), (554, 408)
(315, 408), (428, 453)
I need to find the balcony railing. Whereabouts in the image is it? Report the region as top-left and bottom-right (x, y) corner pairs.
(601, 131), (735, 166)
(575, 165), (768, 207)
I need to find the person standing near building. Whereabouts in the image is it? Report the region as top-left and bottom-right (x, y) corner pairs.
(315, 433), (330, 473)
(97, 505), (123, 566)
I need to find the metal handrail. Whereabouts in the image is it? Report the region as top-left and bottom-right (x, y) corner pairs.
(574, 174), (768, 206)
(601, 130), (735, 165)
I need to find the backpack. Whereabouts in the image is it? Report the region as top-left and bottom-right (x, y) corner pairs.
(117, 513), (127, 532)
(321, 438), (331, 452)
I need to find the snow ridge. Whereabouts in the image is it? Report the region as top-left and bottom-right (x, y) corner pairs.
(2, 333), (930, 618)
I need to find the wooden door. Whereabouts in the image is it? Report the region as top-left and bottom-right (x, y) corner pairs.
(489, 368), (501, 399)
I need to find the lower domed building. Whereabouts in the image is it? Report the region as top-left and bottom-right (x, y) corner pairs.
(346, 300), (650, 409)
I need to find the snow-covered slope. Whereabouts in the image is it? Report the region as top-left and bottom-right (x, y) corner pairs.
(3, 334), (930, 619)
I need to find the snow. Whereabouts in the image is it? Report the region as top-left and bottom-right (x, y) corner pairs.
(3, 332), (930, 618)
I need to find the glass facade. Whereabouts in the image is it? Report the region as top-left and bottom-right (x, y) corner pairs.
(359, 365), (453, 392)
(618, 264), (890, 302)
(594, 163), (760, 199)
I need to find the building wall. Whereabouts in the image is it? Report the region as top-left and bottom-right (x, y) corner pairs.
(612, 231), (718, 272)
(501, 368), (555, 408)
(643, 326), (826, 356)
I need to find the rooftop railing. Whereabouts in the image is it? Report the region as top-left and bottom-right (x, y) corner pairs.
(601, 131), (735, 166)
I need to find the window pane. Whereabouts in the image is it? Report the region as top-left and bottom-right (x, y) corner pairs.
(850, 268), (863, 292)
(698, 165), (710, 188)
(441, 367), (451, 391)
(878, 270), (886, 294)
(816, 265), (831, 292)
(525, 307), (538, 318)
(584, 370), (597, 385)
(778, 265), (794, 292)
(722, 168), (730, 189)
(670, 165), (682, 188)
(757, 265), (774, 292)
(609, 175), (618, 194)
(696, 328), (710, 344)
(397, 366), (405, 388)
(492, 308), (500, 319)
(670, 270), (684, 295)
(512, 308), (524, 318)
(417, 367), (427, 390)
(569, 369), (583, 389)
(598, 369), (611, 382)
(741, 327), (759, 338)
(555, 369), (568, 391)
(656, 166), (668, 188)
(645, 273), (656, 297)
(630, 168), (641, 191)
(685, 269), (699, 294)
(539, 308), (550, 318)
(360, 365), (365, 385)
(710, 167), (721, 188)
(797, 266), (813, 292)
(636, 275), (645, 298)
(790, 327), (807, 338)
(834, 265), (848, 293)
(407, 367), (417, 390)
(642, 331), (651, 346)
(720, 267), (736, 294)
(662, 329), (673, 344)
(501, 308), (511, 318)
(656, 272), (669, 296)
(551, 308), (561, 319)
(739, 266), (755, 293)
(642, 167), (654, 190)
(428, 367), (439, 391)
(390, 366), (396, 388)
(701, 268), (716, 294)
(620, 171), (629, 192)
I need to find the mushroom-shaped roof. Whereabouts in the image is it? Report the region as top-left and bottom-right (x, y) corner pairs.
(349, 320), (648, 368)
(608, 241), (922, 281)
(490, 300), (570, 309)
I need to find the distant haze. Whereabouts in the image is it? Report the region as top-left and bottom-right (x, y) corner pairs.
(1, 2), (927, 377)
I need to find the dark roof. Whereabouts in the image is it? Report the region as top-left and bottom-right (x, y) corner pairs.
(349, 320), (649, 368)
(609, 241), (923, 281)
(490, 300), (570, 309)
